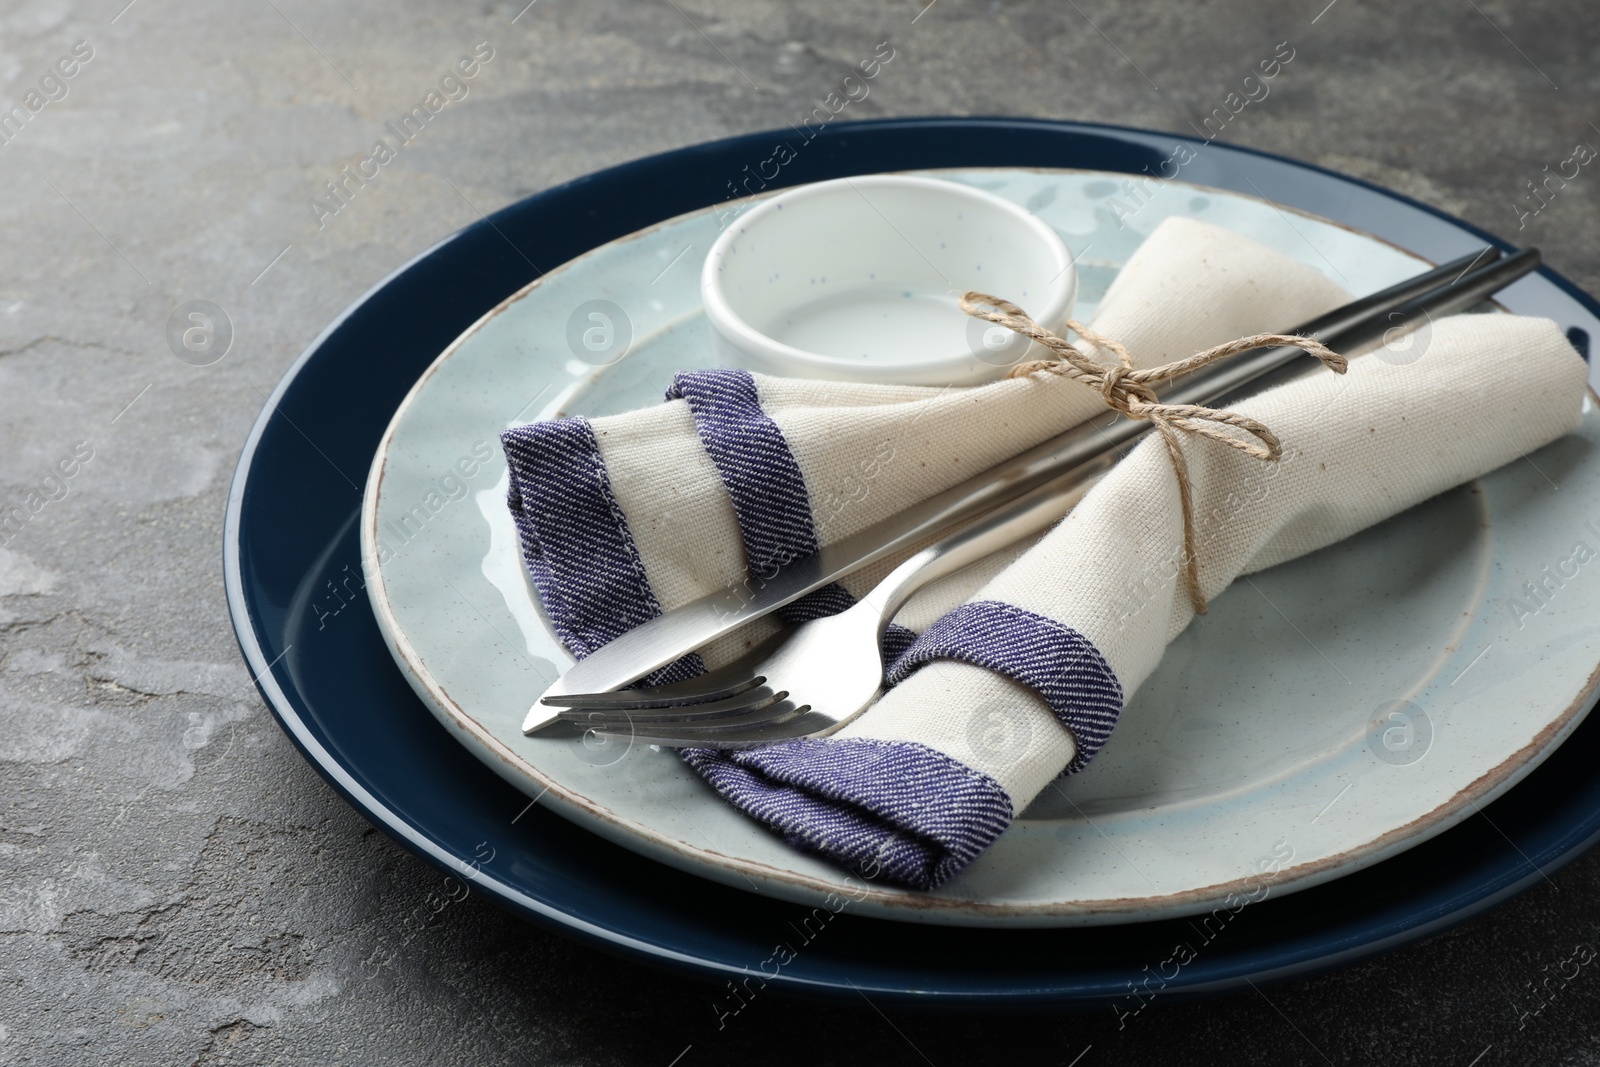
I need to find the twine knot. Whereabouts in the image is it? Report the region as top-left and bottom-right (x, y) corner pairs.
(1098, 363), (1144, 407)
(959, 291), (1347, 614)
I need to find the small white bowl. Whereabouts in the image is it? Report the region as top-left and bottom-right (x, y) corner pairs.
(700, 175), (1077, 386)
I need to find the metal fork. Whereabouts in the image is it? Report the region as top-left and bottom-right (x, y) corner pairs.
(547, 460), (1107, 748)
(540, 248), (1540, 747)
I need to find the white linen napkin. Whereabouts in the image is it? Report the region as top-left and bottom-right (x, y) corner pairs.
(682, 312), (1589, 889)
(501, 217), (1351, 682)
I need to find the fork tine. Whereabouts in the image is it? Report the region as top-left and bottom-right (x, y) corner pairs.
(597, 702), (808, 744)
(598, 707), (804, 742)
(541, 633), (789, 710)
(544, 672), (766, 711)
(556, 686), (788, 727)
(600, 707), (841, 750)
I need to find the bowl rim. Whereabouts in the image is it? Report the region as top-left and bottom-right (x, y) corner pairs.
(699, 172), (1077, 380)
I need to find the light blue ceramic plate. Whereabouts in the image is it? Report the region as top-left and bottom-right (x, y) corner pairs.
(362, 168), (1600, 927)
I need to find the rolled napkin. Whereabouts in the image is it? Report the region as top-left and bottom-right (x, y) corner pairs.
(683, 312), (1590, 889)
(502, 217), (1350, 679)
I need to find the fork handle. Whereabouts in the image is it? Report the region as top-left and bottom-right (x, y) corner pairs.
(857, 449), (1119, 623)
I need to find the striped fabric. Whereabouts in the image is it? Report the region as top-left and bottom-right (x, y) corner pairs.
(498, 394), (914, 683)
(501, 384), (1120, 889)
(500, 416), (705, 686)
(681, 737), (1013, 890)
(497, 217), (1536, 892)
(668, 369), (817, 580)
(667, 369), (865, 629)
(888, 601), (1124, 773)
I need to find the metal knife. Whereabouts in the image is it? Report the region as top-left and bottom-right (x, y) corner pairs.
(525, 246), (1538, 732)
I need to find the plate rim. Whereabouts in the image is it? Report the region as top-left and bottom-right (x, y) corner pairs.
(361, 165), (1600, 924)
(225, 115), (1600, 1002)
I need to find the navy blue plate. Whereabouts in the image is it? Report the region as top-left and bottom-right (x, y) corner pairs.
(225, 117), (1600, 1007)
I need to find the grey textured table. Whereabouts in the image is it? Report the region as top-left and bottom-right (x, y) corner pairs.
(3, 1), (1599, 1064)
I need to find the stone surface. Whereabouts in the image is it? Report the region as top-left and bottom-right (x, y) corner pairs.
(2, 0), (1600, 1064)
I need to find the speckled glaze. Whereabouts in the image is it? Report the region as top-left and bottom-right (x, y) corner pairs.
(363, 168), (1600, 927)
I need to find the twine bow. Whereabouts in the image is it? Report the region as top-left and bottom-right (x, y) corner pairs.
(960, 291), (1347, 614)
